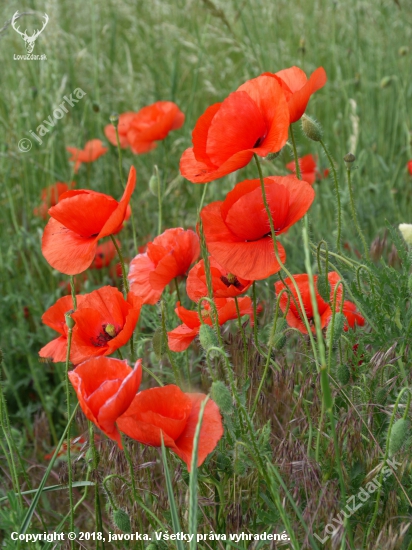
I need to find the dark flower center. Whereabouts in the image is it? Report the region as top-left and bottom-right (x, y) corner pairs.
(91, 323), (119, 347)
(220, 274), (244, 290)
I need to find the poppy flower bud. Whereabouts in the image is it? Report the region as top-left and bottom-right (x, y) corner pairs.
(92, 102), (100, 113)
(269, 318), (288, 350)
(198, 324), (220, 357)
(326, 312), (345, 346)
(388, 418), (409, 457)
(375, 387), (387, 405)
(316, 274), (331, 304)
(399, 224), (412, 246)
(344, 153), (356, 170)
(104, 324), (117, 338)
(64, 310), (75, 329)
(148, 174), (159, 196)
(109, 112), (119, 126)
(380, 76), (392, 89)
(336, 363), (350, 385)
(210, 380), (233, 415)
(398, 46), (408, 56)
(113, 509), (131, 533)
(152, 327), (166, 359)
(266, 151), (281, 161)
(301, 114), (323, 142)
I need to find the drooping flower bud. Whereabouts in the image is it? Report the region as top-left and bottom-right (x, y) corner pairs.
(149, 174), (158, 196)
(301, 114), (323, 142)
(388, 418), (409, 457)
(210, 380), (233, 415)
(326, 312), (345, 346)
(198, 324), (220, 357)
(113, 509), (131, 533)
(336, 364), (350, 385)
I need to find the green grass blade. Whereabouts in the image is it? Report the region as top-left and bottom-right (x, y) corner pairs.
(18, 403), (79, 536)
(160, 436), (184, 550)
(0, 481), (95, 504)
(189, 396), (209, 550)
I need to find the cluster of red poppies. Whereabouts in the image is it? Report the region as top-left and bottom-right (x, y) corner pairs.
(38, 65), (367, 470)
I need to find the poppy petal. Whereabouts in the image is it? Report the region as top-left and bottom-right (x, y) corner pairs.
(128, 253), (164, 305)
(42, 218), (98, 275)
(39, 336), (68, 363)
(201, 202), (286, 280)
(98, 166), (136, 238)
(174, 394), (223, 470)
(167, 324), (199, 352)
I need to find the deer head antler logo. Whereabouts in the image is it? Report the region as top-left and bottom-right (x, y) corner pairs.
(11, 11), (49, 53)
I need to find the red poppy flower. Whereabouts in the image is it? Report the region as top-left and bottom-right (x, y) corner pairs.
(267, 66), (327, 123)
(90, 240), (118, 269)
(69, 357), (142, 447)
(274, 272), (365, 334)
(39, 287), (142, 364)
(186, 257), (252, 302)
(39, 295), (86, 363)
(104, 112), (137, 148)
(105, 102), (185, 154)
(69, 287), (142, 364)
(117, 385), (223, 470)
(66, 139), (108, 173)
(128, 228), (200, 305)
(200, 176), (314, 280)
(33, 182), (75, 219)
(180, 74), (289, 183)
(286, 154), (329, 185)
(168, 297), (253, 352)
(408, 160), (412, 175)
(42, 166), (135, 275)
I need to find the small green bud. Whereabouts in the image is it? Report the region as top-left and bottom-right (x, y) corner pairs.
(388, 418), (409, 457)
(344, 153), (356, 170)
(326, 312), (345, 347)
(65, 310), (75, 329)
(398, 46), (408, 56)
(336, 364), (350, 385)
(113, 509), (131, 533)
(375, 387), (387, 405)
(149, 174), (159, 196)
(109, 112), (119, 126)
(152, 327), (166, 359)
(210, 380), (233, 415)
(198, 324), (220, 357)
(316, 275), (331, 303)
(92, 102), (100, 113)
(301, 114), (323, 142)
(380, 76), (392, 88)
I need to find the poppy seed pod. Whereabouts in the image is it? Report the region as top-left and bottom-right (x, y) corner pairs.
(65, 310), (75, 329)
(344, 153), (356, 170)
(301, 114), (323, 142)
(269, 317), (288, 350)
(113, 509), (131, 533)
